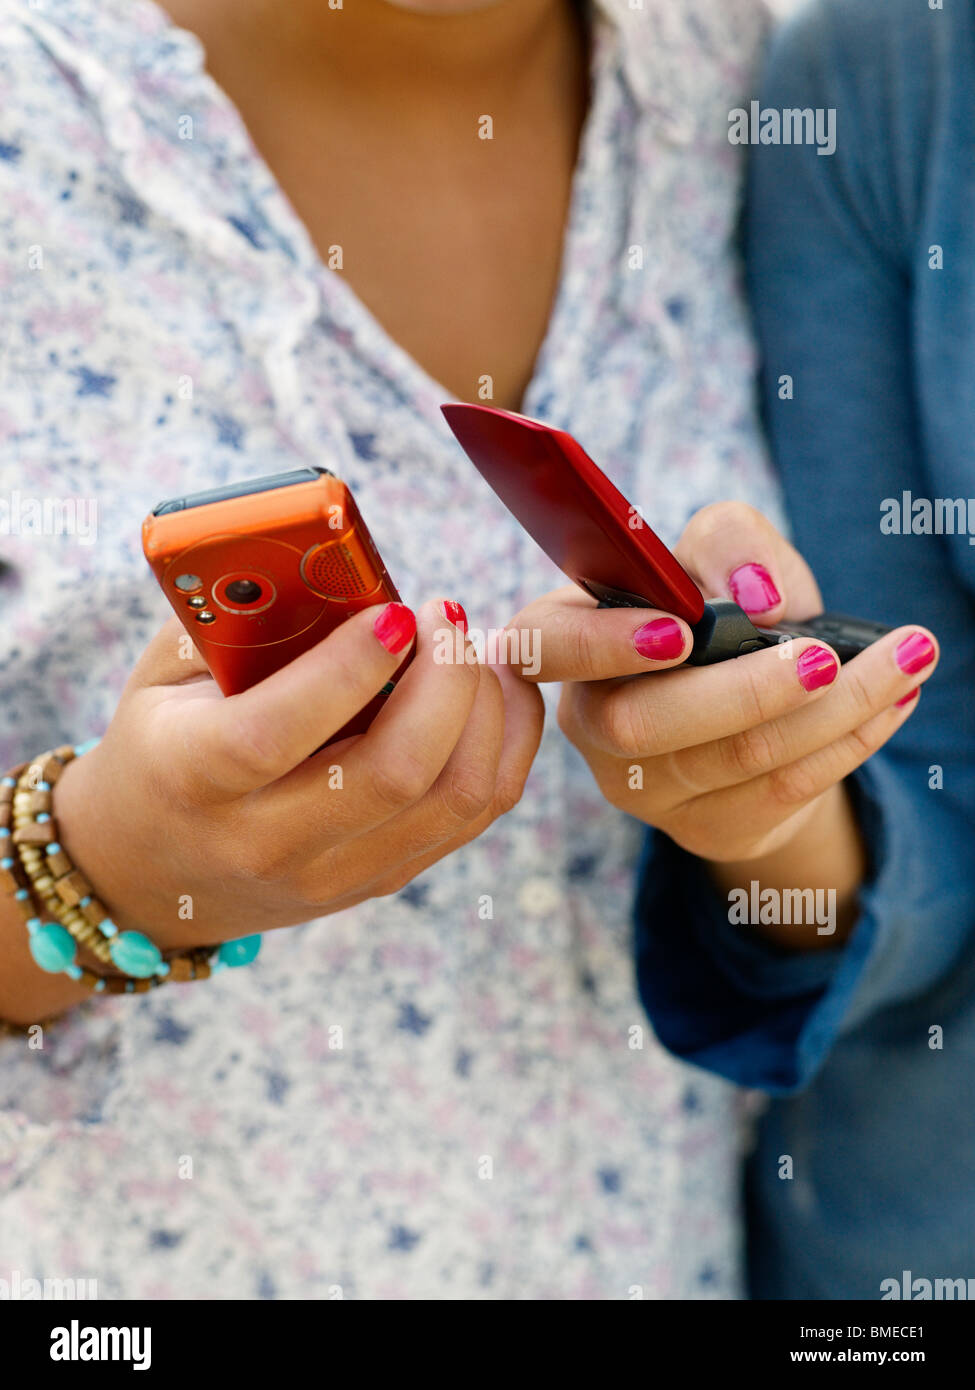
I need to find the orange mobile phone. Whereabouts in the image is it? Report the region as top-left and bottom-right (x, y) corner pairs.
(142, 467), (408, 739)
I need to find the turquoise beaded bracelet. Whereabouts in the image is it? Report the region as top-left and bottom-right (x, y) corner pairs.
(2, 741), (262, 989)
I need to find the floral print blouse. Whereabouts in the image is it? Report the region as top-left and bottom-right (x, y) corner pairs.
(0, 0), (781, 1298)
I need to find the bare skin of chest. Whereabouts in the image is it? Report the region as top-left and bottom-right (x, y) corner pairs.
(159, 1), (588, 410)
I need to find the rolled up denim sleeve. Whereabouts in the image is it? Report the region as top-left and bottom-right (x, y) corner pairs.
(635, 0), (975, 1097)
(636, 749), (974, 1095)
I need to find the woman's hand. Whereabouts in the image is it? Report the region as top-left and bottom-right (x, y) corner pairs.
(54, 599), (543, 953)
(507, 503), (938, 942)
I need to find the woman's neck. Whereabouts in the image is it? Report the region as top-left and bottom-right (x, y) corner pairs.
(157, 0), (582, 107)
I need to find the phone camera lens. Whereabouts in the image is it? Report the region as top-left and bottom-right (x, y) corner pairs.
(224, 579), (263, 605)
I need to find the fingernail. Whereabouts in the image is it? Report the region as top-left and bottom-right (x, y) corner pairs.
(896, 688), (919, 708)
(633, 616), (686, 661)
(728, 562), (781, 615)
(373, 602), (416, 654)
(797, 644), (838, 692)
(442, 599), (468, 634)
(895, 632), (936, 675)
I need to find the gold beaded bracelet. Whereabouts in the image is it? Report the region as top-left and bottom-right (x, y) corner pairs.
(13, 751), (117, 971)
(1, 741), (261, 1002)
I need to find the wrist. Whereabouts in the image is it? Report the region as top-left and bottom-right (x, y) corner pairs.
(3, 741), (259, 1013)
(55, 747), (198, 953)
(704, 783), (866, 952)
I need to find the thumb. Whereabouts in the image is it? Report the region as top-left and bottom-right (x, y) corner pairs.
(672, 501), (823, 627)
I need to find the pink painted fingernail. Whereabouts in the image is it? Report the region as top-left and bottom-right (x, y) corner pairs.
(633, 616), (686, 661)
(797, 644), (838, 692)
(728, 562), (781, 615)
(373, 602), (416, 654)
(896, 688), (919, 708)
(442, 600), (468, 634)
(895, 632), (936, 675)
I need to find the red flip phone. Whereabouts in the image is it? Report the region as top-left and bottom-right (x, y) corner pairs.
(442, 403), (891, 664)
(143, 467), (408, 737)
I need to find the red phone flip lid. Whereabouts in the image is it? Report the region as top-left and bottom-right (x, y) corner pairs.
(441, 402), (705, 625)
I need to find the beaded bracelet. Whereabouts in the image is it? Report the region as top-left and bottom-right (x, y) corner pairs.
(12, 745), (175, 981)
(1, 741), (261, 993)
(2, 754), (216, 992)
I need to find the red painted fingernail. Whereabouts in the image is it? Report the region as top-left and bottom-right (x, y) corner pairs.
(442, 600), (468, 634)
(797, 644), (838, 692)
(373, 602), (416, 654)
(895, 632), (936, 675)
(633, 616), (686, 661)
(728, 562), (781, 615)
(896, 688), (920, 708)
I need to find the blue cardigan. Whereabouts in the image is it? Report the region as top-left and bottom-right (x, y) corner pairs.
(635, 0), (975, 1299)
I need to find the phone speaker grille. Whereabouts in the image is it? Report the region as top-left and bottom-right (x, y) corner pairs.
(302, 542), (371, 599)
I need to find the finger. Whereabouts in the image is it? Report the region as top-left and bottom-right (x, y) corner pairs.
(673, 501), (822, 626)
(410, 661), (507, 833)
(300, 664), (544, 902)
(157, 600), (418, 798)
(296, 667), (507, 888)
(483, 658), (546, 801)
(507, 584), (692, 683)
(565, 634), (844, 760)
(248, 599), (481, 841)
(668, 625), (939, 797)
(669, 686), (925, 863)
